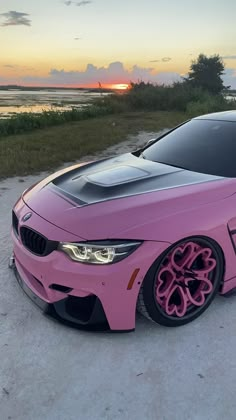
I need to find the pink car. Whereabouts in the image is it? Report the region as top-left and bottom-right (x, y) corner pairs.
(10, 111), (236, 331)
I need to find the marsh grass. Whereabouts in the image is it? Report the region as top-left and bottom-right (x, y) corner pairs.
(0, 105), (112, 137)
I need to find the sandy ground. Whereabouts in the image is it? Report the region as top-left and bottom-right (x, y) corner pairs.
(1, 131), (236, 420)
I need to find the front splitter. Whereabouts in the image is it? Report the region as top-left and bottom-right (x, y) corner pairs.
(11, 258), (110, 331)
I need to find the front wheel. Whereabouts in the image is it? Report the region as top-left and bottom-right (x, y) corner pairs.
(137, 237), (224, 327)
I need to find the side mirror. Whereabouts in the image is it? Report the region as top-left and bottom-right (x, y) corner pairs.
(145, 129), (170, 147)
(146, 138), (156, 146)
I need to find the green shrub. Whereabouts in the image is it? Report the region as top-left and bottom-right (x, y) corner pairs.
(99, 82), (231, 114)
(186, 94), (230, 116)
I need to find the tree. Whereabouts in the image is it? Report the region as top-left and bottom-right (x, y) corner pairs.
(186, 54), (227, 94)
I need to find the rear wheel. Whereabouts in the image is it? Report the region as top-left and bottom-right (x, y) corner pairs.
(137, 237), (224, 327)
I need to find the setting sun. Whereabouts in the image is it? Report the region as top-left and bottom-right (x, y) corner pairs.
(110, 84), (130, 90)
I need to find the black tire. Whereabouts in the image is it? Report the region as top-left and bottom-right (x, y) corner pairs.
(137, 236), (224, 327)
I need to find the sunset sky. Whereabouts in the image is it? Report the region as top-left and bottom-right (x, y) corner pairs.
(1, 0), (236, 88)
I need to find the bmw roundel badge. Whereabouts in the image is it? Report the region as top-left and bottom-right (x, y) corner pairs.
(22, 212), (32, 222)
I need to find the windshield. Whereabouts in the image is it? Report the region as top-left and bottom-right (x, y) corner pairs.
(142, 119), (236, 178)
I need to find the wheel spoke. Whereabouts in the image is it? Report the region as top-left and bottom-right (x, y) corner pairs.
(164, 284), (189, 317)
(156, 266), (176, 298)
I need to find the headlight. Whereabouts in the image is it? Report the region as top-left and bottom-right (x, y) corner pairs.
(58, 240), (142, 264)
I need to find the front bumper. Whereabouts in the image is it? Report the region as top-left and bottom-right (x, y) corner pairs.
(11, 198), (169, 331)
(12, 258), (109, 331)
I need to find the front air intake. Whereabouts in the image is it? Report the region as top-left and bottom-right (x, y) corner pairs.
(12, 211), (19, 236)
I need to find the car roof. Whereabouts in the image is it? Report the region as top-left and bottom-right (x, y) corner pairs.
(194, 110), (236, 122)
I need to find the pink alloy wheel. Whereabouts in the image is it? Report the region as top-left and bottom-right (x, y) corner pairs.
(155, 241), (217, 317)
(138, 237), (223, 326)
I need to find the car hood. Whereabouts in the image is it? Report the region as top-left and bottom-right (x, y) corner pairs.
(22, 153), (234, 240)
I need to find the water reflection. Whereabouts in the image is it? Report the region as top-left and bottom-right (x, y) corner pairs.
(0, 89), (111, 118)
(0, 104), (85, 119)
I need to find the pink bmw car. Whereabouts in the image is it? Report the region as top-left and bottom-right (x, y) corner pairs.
(10, 111), (236, 331)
